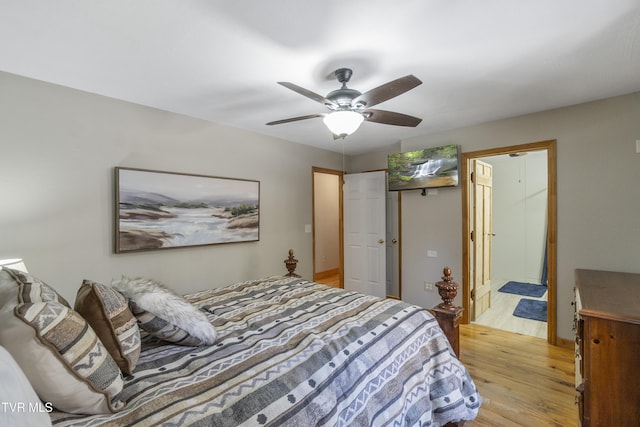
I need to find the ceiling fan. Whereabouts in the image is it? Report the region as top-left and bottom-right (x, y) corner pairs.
(266, 68), (423, 139)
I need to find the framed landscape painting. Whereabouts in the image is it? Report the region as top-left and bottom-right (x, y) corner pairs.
(115, 167), (259, 253)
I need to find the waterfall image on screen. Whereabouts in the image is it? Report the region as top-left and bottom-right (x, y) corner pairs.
(387, 144), (460, 191)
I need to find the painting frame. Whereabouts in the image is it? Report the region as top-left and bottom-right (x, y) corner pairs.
(115, 167), (260, 253)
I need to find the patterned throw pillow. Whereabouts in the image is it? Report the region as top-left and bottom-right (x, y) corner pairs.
(113, 276), (217, 346)
(0, 269), (124, 414)
(75, 280), (141, 375)
(0, 268), (70, 312)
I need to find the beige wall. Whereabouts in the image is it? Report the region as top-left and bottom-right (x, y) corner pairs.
(397, 92), (640, 340)
(0, 71), (344, 302)
(346, 143), (401, 173)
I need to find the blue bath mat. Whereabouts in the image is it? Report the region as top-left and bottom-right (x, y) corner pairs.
(499, 281), (547, 298)
(513, 298), (547, 322)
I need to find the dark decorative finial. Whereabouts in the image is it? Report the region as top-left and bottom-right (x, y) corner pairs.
(436, 266), (459, 310)
(284, 249), (300, 277)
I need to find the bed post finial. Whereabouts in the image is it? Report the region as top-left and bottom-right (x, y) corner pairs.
(436, 266), (459, 310)
(284, 249), (300, 277)
(432, 266), (464, 357)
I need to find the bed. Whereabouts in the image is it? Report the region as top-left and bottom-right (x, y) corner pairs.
(0, 252), (480, 427)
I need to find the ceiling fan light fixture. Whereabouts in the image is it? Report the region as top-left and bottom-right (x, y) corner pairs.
(323, 110), (364, 137)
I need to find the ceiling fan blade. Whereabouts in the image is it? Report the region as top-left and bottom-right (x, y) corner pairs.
(352, 75), (422, 108)
(363, 109), (422, 127)
(266, 113), (325, 126)
(277, 82), (338, 108)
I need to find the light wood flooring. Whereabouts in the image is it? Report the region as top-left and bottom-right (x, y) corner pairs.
(474, 280), (547, 339)
(460, 323), (576, 426)
(314, 272), (341, 288)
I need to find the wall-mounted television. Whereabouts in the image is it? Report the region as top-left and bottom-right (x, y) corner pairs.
(387, 144), (460, 192)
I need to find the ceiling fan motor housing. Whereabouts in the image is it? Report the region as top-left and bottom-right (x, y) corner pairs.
(326, 87), (362, 109)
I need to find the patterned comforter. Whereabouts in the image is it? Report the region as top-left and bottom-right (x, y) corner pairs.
(51, 276), (480, 426)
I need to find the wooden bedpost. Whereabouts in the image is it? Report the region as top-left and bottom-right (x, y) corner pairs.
(284, 249), (300, 277)
(431, 266), (464, 358)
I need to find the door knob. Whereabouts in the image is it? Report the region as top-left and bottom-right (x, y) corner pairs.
(378, 239), (384, 244)
(392, 238), (398, 244)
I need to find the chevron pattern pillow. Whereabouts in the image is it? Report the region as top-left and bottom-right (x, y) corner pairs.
(0, 269), (124, 414)
(0, 267), (70, 311)
(75, 280), (141, 375)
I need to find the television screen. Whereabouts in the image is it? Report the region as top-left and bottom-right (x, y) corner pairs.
(387, 144), (460, 191)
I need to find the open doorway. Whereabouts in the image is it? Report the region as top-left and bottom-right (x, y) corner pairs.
(312, 167), (343, 288)
(461, 140), (557, 345)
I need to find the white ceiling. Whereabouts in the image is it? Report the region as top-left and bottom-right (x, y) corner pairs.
(1, 1), (639, 155)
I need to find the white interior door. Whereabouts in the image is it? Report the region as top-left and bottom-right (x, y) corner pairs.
(344, 171), (386, 298)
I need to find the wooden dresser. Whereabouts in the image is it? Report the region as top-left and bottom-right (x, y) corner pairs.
(574, 269), (640, 426)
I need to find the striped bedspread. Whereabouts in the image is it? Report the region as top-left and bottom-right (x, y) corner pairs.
(51, 276), (480, 426)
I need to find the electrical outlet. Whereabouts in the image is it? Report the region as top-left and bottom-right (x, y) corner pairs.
(424, 281), (434, 292)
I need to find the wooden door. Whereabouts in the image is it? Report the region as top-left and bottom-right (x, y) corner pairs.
(344, 171), (386, 298)
(472, 159), (493, 319)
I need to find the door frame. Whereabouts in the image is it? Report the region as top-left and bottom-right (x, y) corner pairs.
(461, 139), (557, 345)
(312, 167), (344, 288)
(387, 190), (402, 300)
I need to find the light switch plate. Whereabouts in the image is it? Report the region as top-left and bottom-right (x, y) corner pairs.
(304, 224), (312, 233)
(427, 250), (438, 257)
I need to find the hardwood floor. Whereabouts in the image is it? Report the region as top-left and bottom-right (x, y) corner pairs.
(314, 271), (341, 288)
(474, 280), (547, 339)
(460, 323), (576, 426)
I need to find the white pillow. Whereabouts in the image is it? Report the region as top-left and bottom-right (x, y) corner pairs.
(0, 345), (53, 427)
(113, 276), (217, 346)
